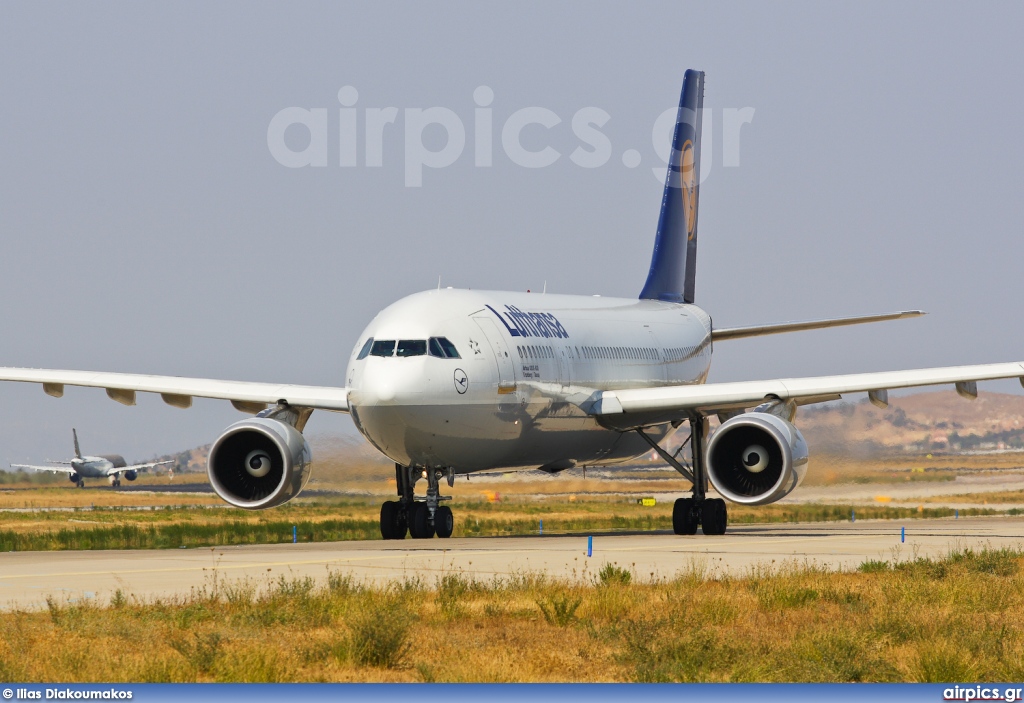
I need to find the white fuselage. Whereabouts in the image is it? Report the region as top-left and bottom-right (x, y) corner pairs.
(346, 289), (712, 473)
(71, 454), (127, 478)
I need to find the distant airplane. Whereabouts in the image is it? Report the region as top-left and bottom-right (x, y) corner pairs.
(11, 428), (173, 487)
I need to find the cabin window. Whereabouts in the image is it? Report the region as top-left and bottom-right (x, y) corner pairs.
(397, 340), (427, 357)
(356, 338), (374, 360)
(370, 340), (396, 357)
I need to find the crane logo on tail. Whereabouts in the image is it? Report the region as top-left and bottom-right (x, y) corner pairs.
(680, 139), (698, 241)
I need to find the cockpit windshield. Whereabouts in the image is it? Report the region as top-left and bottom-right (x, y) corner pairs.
(429, 337), (461, 359)
(360, 337), (459, 359)
(397, 340), (427, 357)
(370, 340), (396, 357)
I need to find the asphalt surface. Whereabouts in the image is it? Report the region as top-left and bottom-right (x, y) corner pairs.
(1, 516), (1022, 610)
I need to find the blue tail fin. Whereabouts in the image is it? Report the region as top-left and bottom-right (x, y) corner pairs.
(639, 69), (705, 304)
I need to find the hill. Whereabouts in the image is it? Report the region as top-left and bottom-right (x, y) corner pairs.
(799, 390), (1024, 454)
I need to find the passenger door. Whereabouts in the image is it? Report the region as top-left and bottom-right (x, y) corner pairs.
(472, 316), (517, 392)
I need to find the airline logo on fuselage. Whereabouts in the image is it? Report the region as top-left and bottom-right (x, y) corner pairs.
(486, 305), (569, 339)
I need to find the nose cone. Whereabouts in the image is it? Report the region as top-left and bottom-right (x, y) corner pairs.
(348, 359), (430, 467)
(349, 358), (424, 408)
(364, 373), (396, 403)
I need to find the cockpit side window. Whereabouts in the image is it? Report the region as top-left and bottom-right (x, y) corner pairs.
(370, 340), (396, 357)
(397, 340), (427, 357)
(356, 337), (374, 360)
(437, 337), (460, 359)
(427, 337), (460, 359)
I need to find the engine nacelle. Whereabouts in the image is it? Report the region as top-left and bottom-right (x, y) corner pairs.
(706, 412), (808, 505)
(207, 417), (312, 509)
(124, 470), (138, 481)
(68, 473), (80, 484)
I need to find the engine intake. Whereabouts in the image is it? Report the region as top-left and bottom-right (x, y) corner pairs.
(208, 417), (312, 509)
(706, 412), (808, 505)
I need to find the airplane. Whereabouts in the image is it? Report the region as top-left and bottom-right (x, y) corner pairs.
(0, 68), (1022, 538)
(11, 428), (173, 488)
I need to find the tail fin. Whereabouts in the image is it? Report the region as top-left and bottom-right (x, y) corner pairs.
(72, 429), (82, 459)
(639, 69), (705, 304)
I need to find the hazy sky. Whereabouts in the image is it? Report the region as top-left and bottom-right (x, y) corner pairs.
(1, 2), (1023, 463)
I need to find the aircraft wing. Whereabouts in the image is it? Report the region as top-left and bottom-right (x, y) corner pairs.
(105, 460), (174, 477)
(712, 310), (925, 341)
(588, 361), (1024, 427)
(0, 368), (349, 413)
(11, 463), (78, 475)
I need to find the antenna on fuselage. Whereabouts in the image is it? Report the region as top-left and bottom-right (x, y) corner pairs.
(543, 281), (547, 294)
(437, 275), (441, 290)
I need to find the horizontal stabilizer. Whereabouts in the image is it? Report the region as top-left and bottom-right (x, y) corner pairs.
(106, 460), (175, 476)
(712, 310), (925, 341)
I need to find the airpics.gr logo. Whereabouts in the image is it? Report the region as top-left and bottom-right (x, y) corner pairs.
(486, 305), (569, 339)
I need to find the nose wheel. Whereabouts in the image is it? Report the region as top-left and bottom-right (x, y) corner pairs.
(379, 464), (455, 540)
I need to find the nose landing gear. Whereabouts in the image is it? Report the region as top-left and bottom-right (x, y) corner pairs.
(380, 464), (455, 540)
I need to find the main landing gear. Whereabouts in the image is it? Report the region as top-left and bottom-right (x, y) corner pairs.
(636, 413), (728, 536)
(380, 464), (455, 540)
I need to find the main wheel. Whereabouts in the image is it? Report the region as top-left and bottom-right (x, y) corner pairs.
(380, 501), (406, 540)
(409, 503), (435, 539)
(673, 497), (698, 535)
(77, 479), (85, 488)
(434, 506), (454, 538)
(701, 498), (728, 536)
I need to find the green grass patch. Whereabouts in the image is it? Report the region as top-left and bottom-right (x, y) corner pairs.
(0, 500), (1005, 551)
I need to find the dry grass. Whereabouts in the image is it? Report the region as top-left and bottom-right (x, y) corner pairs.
(2, 547), (1023, 682)
(921, 490), (1024, 505)
(803, 451), (1024, 487)
(0, 483), (221, 510)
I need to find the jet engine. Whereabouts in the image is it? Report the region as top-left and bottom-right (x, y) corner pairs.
(207, 417), (312, 509)
(68, 473), (80, 484)
(124, 470), (138, 481)
(706, 412), (808, 505)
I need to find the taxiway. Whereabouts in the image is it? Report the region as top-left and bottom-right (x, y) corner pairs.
(1, 516), (1021, 610)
